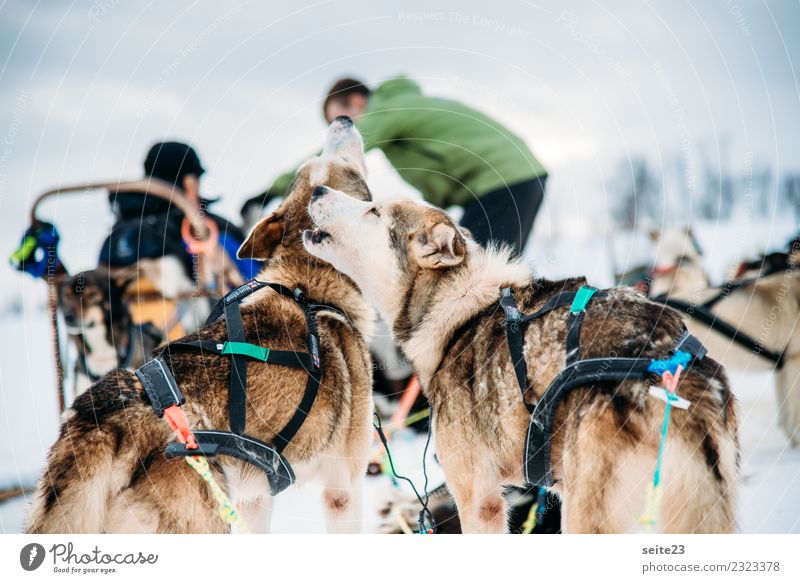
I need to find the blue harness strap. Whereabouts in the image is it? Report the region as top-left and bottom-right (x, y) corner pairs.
(500, 285), (707, 488)
(646, 351), (691, 376)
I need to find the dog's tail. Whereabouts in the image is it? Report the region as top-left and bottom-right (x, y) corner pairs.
(26, 375), (165, 533)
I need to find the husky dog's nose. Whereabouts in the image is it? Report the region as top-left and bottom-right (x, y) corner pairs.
(332, 115), (353, 128)
(312, 185), (328, 198)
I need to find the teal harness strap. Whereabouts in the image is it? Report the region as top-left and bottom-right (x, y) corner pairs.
(569, 285), (598, 313)
(565, 286), (599, 365)
(221, 342), (270, 362)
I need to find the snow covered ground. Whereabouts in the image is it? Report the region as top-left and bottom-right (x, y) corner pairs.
(1, 216), (798, 533)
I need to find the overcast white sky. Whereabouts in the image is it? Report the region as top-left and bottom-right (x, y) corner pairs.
(1, 0), (798, 275)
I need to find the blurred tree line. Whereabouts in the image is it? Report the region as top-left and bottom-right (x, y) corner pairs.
(613, 153), (800, 229)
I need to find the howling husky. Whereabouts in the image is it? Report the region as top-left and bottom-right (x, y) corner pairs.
(303, 193), (739, 533)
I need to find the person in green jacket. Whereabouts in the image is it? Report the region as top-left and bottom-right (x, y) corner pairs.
(242, 76), (547, 254)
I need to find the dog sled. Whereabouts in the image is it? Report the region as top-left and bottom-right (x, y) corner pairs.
(10, 178), (247, 413)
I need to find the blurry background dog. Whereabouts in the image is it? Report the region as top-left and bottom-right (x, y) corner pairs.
(57, 269), (161, 395)
(650, 227), (800, 446)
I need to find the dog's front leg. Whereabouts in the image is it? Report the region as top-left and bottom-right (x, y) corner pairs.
(449, 482), (507, 534)
(438, 445), (508, 533)
(228, 467), (274, 533)
(321, 461), (364, 534)
(237, 495), (274, 534)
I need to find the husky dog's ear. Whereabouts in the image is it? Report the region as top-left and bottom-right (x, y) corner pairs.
(414, 222), (466, 269)
(237, 208), (286, 260)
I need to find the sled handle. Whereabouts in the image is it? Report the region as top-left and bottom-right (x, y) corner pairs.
(29, 178), (211, 240)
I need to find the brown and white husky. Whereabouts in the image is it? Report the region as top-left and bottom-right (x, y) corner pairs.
(27, 118), (375, 534)
(302, 193), (739, 533)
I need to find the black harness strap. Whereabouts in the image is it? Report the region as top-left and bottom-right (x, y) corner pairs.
(697, 274), (761, 310)
(565, 287), (604, 365)
(166, 339), (311, 369)
(565, 311), (583, 366)
(652, 294), (784, 368)
(501, 287), (607, 409)
(224, 298), (248, 434)
(500, 288), (533, 413)
(139, 279), (341, 496)
(519, 291), (577, 322)
(203, 280), (282, 326)
(272, 288), (323, 454)
(524, 356), (653, 485)
(500, 285), (706, 488)
(163, 430), (295, 494)
(135, 356), (185, 416)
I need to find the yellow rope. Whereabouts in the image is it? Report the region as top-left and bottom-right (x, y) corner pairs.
(638, 482), (662, 532)
(402, 407), (430, 427)
(522, 502), (538, 534)
(638, 367), (683, 533)
(184, 455), (250, 534)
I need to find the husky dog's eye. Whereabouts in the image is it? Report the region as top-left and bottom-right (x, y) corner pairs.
(368, 207), (380, 218)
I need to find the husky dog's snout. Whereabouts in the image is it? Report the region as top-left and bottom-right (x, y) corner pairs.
(327, 115), (355, 139)
(332, 115), (353, 128)
(322, 115), (365, 170)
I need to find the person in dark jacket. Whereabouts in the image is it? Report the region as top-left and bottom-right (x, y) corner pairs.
(101, 142), (260, 280)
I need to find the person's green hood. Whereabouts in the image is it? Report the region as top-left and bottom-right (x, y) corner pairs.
(369, 76), (423, 100)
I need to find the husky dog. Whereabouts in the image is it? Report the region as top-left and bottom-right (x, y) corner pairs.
(27, 118), (375, 534)
(58, 270), (161, 397)
(303, 193), (739, 533)
(650, 227), (800, 447)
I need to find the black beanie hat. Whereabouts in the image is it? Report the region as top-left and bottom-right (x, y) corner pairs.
(143, 141), (205, 187)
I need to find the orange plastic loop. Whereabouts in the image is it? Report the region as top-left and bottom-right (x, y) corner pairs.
(661, 364), (683, 396)
(181, 216), (218, 255)
(163, 404), (198, 450)
(390, 375), (421, 428)
(650, 264), (678, 277)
